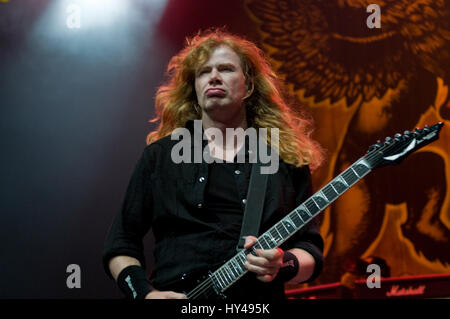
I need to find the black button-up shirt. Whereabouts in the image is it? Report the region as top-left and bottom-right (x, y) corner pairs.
(103, 120), (324, 298)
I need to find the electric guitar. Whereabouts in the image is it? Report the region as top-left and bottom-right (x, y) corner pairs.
(171, 123), (445, 299)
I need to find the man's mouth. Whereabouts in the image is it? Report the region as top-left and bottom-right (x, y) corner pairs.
(206, 88), (226, 97)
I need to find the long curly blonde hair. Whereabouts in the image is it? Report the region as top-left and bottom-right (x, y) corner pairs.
(147, 29), (324, 169)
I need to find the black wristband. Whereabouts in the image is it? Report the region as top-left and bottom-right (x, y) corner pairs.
(277, 251), (299, 282)
(117, 265), (153, 299)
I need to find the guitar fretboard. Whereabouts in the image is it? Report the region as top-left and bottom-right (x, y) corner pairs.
(209, 156), (372, 293)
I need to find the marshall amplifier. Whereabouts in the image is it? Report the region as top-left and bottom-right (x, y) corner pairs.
(286, 273), (450, 299)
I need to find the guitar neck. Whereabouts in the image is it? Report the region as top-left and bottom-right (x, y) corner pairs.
(206, 156), (373, 294)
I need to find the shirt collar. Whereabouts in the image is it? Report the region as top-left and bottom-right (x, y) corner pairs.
(184, 119), (254, 162)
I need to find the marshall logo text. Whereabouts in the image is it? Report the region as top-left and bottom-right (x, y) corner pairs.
(385, 284), (426, 297)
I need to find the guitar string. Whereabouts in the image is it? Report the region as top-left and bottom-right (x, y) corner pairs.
(187, 276), (214, 299)
(187, 261), (236, 298)
(187, 269), (223, 299)
(187, 248), (256, 299)
(187, 238), (269, 298)
(186, 131), (426, 298)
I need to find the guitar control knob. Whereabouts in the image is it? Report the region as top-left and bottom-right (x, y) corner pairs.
(394, 133), (401, 138)
(367, 144), (380, 153)
(404, 130), (410, 135)
(384, 136), (392, 145)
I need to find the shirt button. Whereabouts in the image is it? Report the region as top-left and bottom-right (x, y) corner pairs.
(242, 199), (247, 204)
(199, 176), (205, 183)
(234, 170), (241, 175)
(197, 203), (203, 208)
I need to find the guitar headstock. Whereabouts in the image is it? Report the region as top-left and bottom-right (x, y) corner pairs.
(365, 122), (444, 169)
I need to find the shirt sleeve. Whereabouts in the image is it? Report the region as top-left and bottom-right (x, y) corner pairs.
(281, 165), (324, 282)
(102, 146), (155, 279)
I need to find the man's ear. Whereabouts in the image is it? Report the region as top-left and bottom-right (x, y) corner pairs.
(244, 81), (254, 100)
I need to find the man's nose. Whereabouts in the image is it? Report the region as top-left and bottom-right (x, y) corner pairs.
(209, 69), (222, 84)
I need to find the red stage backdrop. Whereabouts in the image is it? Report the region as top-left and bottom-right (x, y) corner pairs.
(243, 0), (450, 285)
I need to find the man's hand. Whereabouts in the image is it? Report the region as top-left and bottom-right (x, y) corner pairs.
(145, 289), (187, 299)
(243, 235), (284, 282)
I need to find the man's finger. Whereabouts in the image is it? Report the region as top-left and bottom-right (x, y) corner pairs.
(243, 235), (258, 249)
(257, 248), (284, 261)
(246, 253), (271, 268)
(168, 292), (188, 299)
(245, 261), (277, 276)
(256, 274), (276, 283)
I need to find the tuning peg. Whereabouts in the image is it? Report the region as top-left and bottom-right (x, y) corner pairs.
(367, 143), (382, 153)
(384, 136), (392, 145)
(367, 144), (376, 153)
(404, 130), (410, 135)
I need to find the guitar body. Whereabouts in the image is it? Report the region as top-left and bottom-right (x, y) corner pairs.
(160, 269), (287, 299)
(159, 270), (225, 299)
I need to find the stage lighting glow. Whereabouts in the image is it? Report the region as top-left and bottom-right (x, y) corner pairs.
(66, 3), (81, 29)
(29, 0), (168, 59)
(68, 0), (129, 30)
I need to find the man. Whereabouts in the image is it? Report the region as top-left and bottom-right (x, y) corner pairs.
(103, 30), (324, 299)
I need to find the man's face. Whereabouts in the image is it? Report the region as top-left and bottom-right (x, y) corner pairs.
(194, 45), (248, 120)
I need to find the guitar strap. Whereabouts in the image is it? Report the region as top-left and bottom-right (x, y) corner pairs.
(236, 159), (268, 251)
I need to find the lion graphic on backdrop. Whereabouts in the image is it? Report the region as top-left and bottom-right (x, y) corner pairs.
(247, 0), (450, 283)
